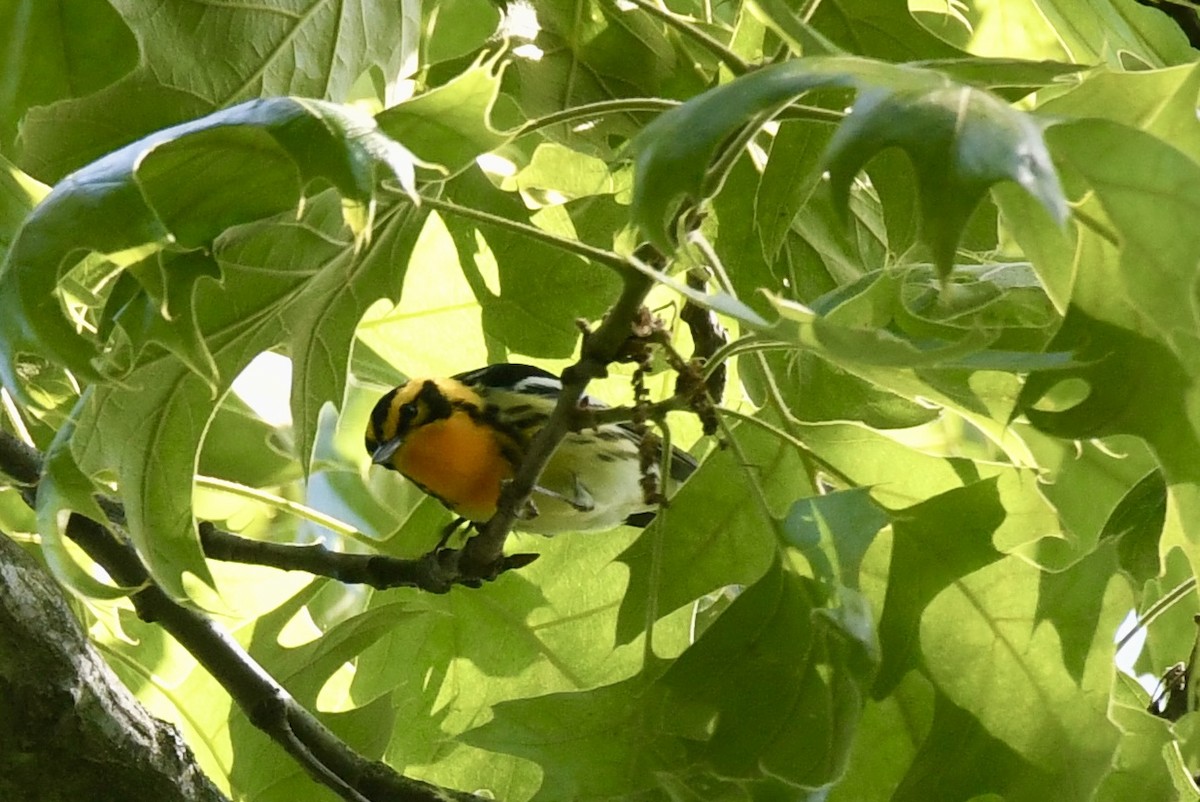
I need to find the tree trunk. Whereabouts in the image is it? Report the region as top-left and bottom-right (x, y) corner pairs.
(0, 531), (228, 802)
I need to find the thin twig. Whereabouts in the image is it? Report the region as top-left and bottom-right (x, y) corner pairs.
(198, 523), (538, 592)
(583, 396), (690, 427)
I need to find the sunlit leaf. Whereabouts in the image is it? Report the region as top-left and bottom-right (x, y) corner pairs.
(376, 53), (510, 176)
(0, 98), (418, 402)
(630, 56), (1068, 276)
(875, 480), (1006, 695)
(1030, 0), (1194, 67)
(616, 418), (808, 644)
(18, 0), (412, 181)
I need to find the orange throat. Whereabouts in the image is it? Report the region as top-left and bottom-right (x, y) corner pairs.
(394, 412), (512, 521)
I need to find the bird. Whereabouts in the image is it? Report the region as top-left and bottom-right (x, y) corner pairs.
(363, 363), (698, 536)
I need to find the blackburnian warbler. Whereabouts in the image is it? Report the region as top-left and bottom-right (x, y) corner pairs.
(364, 363), (697, 535)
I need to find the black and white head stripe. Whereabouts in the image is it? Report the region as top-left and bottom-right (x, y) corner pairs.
(455, 363), (562, 398)
(453, 363), (617, 410)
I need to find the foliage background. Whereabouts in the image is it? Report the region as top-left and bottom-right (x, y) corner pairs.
(2, 0), (1200, 800)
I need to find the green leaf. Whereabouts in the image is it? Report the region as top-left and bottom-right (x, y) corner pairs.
(198, 393), (296, 489)
(713, 152), (792, 320)
(754, 118), (836, 261)
(1035, 542), (1122, 682)
(655, 563), (864, 787)
(1098, 673), (1179, 802)
(1018, 427), (1158, 559)
(1030, 0), (1195, 68)
(465, 562), (867, 798)
(892, 689), (1055, 802)
(783, 487), (888, 592)
(287, 199), (427, 471)
(357, 529), (687, 793)
(422, 0), (501, 65)
(921, 548), (1128, 797)
(747, 0), (843, 57)
(61, 192), (421, 594)
(616, 418), (809, 645)
(826, 671), (933, 802)
(516, 143), (623, 203)
(758, 266), (1067, 462)
(1036, 62), (1200, 163)
(822, 82), (1064, 277)
(133, 127), (303, 248)
(35, 411), (134, 600)
(0, 0), (137, 155)
(1011, 118), (1200, 569)
(0, 155), (48, 259)
(808, 0), (966, 61)
(742, 350), (941, 429)
(231, 583), (418, 800)
(503, 0), (713, 158)
(375, 54), (510, 176)
(0, 97), (418, 403)
(915, 58), (1088, 99)
(874, 480), (1006, 695)
(18, 0), (413, 181)
(461, 667), (676, 801)
(1100, 470), (1167, 585)
(630, 56), (1068, 276)
(441, 165), (621, 358)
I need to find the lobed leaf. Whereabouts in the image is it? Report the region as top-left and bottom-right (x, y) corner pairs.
(0, 97), (418, 405)
(18, 0), (412, 181)
(630, 56), (1069, 276)
(465, 562), (869, 798)
(615, 418), (808, 644)
(874, 480), (1006, 695)
(921, 545), (1128, 797)
(375, 54), (510, 177)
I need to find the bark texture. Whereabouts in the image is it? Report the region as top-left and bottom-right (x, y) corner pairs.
(0, 532), (228, 802)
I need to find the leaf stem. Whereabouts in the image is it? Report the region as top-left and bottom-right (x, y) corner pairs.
(777, 103), (845, 124)
(700, 108), (777, 198)
(719, 407), (855, 488)
(1116, 577), (1198, 653)
(715, 411), (786, 539)
(416, 194), (636, 276)
(1070, 205), (1120, 247)
(194, 475), (366, 543)
(700, 335), (795, 380)
(641, 424), (678, 664)
(514, 98), (682, 138)
(619, 0), (752, 76)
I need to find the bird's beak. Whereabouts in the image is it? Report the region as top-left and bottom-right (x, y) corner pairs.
(371, 437), (404, 465)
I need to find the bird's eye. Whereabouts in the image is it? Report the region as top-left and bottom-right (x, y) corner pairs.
(399, 400), (420, 425)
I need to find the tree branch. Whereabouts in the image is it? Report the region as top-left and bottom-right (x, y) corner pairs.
(0, 529), (229, 802)
(198, 522), (537, 593)
(456, 255), (661, 576)
(0, 431), (482, 802)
